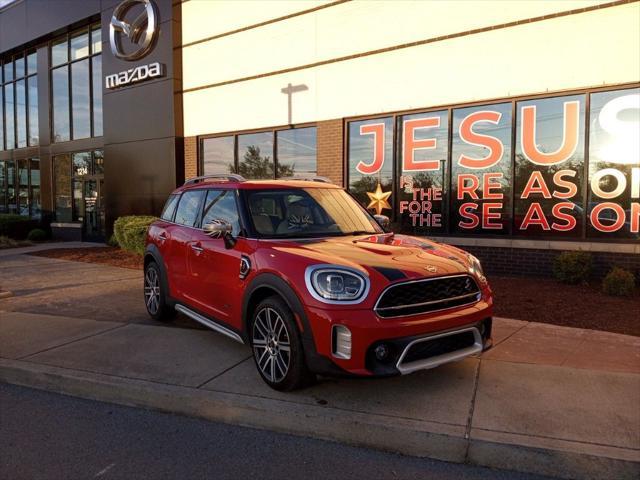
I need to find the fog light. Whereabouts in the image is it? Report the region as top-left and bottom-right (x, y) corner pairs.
(374, 343), (389, 361)
(332, 325), (351, 360)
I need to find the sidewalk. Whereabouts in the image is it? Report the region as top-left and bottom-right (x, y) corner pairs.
(1, 308), (638, 480)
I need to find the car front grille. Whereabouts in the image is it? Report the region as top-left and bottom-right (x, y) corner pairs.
(402, 330), (477, 364)
(375, 274), (481, 318)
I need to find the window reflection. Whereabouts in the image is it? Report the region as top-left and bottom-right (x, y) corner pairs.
(71, 59), (90, 139)
(0, 88), (4, 150)
(52, 66), (70, 142)
(514, 94), (585, 237)
(203, 136), (235, 175)
(348, 117), (394, 211)
(4, 84), (15, 149)
(28, 76), (38, 146)
(92, 56), (103, 137)
(451, 103), (512, 234)
(238, 132), (274, 179)
(70, 30), (89, 60)
(51, 38), (68, 67)
(276, 127), (317, 177)
(587, 88), (640, 239)
(16, 79), (27, 148)
(398, 110), (449, 235)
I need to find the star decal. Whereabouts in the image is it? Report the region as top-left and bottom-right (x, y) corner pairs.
(366, 183), (392, 216)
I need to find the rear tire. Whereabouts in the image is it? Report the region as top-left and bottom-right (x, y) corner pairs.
(250, 296), (315, 391)
(144, 261), (175, 322)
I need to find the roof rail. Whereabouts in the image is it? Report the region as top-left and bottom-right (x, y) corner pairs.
(279, 175), (333, 184)
(184, 174), (246, 186)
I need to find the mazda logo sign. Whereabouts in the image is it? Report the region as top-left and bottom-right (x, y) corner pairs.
(109, 0), (159, 61)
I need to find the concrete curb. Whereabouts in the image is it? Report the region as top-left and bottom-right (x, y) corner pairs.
(1, 358), (638, 480)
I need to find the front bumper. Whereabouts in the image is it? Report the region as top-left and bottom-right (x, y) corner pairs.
(305, 299), (493, 377)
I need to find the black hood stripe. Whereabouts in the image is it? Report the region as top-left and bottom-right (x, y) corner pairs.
(372, 266), (407, 281)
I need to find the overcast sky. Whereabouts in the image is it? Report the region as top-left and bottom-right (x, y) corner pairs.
(0, 0), (16, 8)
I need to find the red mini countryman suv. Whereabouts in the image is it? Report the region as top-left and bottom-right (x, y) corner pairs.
(144, 174), (493, 391)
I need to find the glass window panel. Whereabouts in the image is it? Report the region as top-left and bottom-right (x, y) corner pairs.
(202, 190), (241, 235)
(451, 103), (513, 234)
(238, 132), (274, 179)
(27, 51), (37, 75)
(70, 30), (90, 60)
(52, 66), (70, 142)
(6, 160), (16, 213)
(51, 37), (68, 67)
(398, 110), (449, 235)
(91, 25), (102, 54)
(94, 149), (104, 175)
(92, 56), (103, 137)
(0, 161), (6, 212)
(28, 76), (38, 146)
(16, 79), (26, 148)
(348, 117), (394, 212)
(202, 136), (235, 175)
(54, 154), (72, 222)
(3, 60), (13, 82)
(276, 127), (317, 177)
(71, 59), (90, 139)
(73, 179), (83, 221)
(514, 94), (586, 237)
(17, 159), (29, 216)
(0, 87), (4, 150)
(174, 190), (205, 227)
(30, 158), (40, 218)
(160, 194), (179, 221)
(4, 84), (14, 149)
(587, 87), (640, 239)
(14, 54), (24, 78)
(73, 151), (91, 176)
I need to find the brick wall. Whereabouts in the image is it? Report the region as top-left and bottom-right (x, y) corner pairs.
(316, 119), (344, 186)
(463, 245), (640, 280)
(184, 136), (198, 180)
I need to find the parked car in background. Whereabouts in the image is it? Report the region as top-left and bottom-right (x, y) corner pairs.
(144, 175), (493, 390)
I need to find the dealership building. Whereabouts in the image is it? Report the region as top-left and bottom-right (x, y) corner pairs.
(0, 0), (638, 275)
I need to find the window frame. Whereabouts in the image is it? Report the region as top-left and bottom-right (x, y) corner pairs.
(0, 47), (38, 151)
(49, 23), (102, 143)
(198, 123), (317, 180)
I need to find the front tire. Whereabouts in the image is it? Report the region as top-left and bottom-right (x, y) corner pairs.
(144, 261), (175, 322)
(251, 296), (315, 391)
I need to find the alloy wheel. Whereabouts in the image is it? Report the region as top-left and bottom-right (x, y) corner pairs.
(252, 307), (291, 383)
(144, 267), (161, 315)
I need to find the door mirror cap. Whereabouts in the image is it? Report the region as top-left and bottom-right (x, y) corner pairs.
(203, 219), (236, 249)
(373, 214), (390, 231)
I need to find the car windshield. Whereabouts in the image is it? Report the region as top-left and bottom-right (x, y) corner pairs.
(245, 188), (382, 238)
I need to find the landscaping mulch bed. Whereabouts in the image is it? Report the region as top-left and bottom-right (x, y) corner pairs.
(30, 247), (143, 270)
(28, 247), (639, 336)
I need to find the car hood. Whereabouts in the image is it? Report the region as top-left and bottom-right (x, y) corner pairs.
(267, 233), (472, 280)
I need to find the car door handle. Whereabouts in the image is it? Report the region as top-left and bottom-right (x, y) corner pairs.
(191, 244), (204, 253)
(158, 233), (167, 241)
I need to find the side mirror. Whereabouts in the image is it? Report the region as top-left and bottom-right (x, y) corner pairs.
(203, 219), (236, 249)
(373, 214), (390, 231)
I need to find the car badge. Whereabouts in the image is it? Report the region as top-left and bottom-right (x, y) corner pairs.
(425, 265), (437, 273)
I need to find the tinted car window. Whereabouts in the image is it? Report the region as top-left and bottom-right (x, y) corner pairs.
(174, 190), (204, 227)
(160, 194), (179, 221)
(202, 189), (241, 235)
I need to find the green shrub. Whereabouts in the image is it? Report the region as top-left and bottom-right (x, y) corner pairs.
(113, 215), (157, 255)
(26, 228), (47, 242)
(106, 233), (119, 247)
(553, 251), (592, 284)
(602, 267), (636, 297)
(0, 214), (39, 239)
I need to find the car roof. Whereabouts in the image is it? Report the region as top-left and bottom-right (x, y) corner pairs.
(173, 176), (342, 194)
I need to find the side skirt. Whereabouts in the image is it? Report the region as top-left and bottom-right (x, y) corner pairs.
(174, 304), (245, 345)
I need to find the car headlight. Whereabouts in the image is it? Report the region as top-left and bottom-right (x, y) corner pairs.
(305, 265), (370, 304)
(467, 254), (485, 279)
